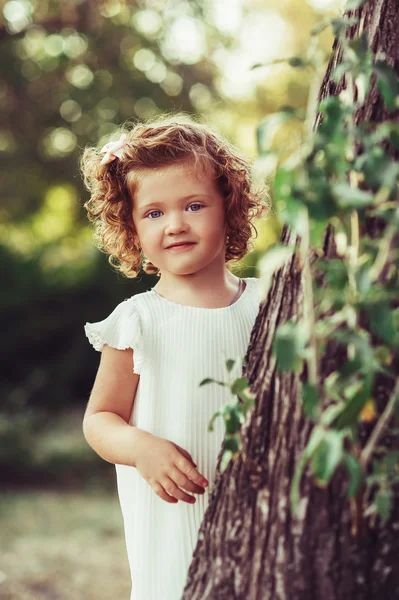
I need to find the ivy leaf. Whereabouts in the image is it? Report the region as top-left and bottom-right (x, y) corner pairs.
(310, 430), (344, 486)
(256, 108), (298, 155)
(375, 487), (393, 523)
(224, 435), (239, 454)
(367, 122), (399, 149)
(318, 95), (345, 126)
(343, 452), (363, 498)
(334, 374), (374, 429)
(309, 217), (330, 250)
(302, 382), (320, 421)
(367, 303), (396, 345)
(220, 450), (234, 473)
(374, 61), (399, 114)
(291, 425), (324, 513)
(231, 377), (254, 404)
(258, 242), (295, 293)
(311, 17), (359, 37)
(222, 405), (241, 435)
(199, 377), (227, 388)
(225, 359), (236, 373)
(273, 320), (308, 373)
(332, 183), (375, 209)
(383, 451), (399, 477)
(331, 15), (359, 36)
(207, 410), (221, 432)
(199, 378), (215, 386)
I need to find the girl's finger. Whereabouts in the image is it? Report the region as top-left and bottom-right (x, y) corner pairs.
(151, 482), (178, 504)
(174, 444), (197, 466)
(170, 467), (206, 495)
(162, 477), (196, 504)
(177, 457), (209, 488)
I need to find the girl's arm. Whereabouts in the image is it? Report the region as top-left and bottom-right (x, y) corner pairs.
(82, 344), (148, 467)
(83, 344), (209, 503)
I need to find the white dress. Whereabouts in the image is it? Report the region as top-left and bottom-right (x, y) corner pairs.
(84, 277), (262, 600)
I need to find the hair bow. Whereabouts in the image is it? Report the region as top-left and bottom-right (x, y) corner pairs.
(100, 133), (127, 165)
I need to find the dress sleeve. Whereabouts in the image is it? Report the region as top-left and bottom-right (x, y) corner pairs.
(84, 299), (143, 375)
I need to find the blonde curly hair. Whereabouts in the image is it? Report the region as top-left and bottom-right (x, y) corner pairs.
(80, 113), (270, 278)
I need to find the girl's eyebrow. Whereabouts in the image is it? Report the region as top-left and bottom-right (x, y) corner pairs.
(137, 194), (209, 212)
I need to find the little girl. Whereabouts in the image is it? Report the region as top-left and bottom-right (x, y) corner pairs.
(80, 114), (268, 600)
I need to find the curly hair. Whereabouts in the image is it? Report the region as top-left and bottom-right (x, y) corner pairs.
(80, 113), (270, 278)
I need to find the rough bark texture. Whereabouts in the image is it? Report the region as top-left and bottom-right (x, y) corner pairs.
(182, 1), (399, 599)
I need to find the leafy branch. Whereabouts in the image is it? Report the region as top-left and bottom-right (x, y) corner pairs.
(200, 3), (399, 529)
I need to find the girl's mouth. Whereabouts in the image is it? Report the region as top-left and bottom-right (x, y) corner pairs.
(167, 243), (196, 251)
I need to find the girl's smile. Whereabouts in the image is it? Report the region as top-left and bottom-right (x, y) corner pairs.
(166, 242), (196, 251)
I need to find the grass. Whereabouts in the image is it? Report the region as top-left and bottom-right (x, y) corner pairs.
(0, 489), (131, 599)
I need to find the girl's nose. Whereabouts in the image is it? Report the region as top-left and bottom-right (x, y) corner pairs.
(165, 214), (189, 235)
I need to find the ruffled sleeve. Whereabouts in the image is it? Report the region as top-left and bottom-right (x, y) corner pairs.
(84, 298), (143, 375)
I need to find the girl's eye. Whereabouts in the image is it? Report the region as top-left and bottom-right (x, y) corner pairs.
(188, 203), (202, 212)
(146, 210), (162, 219)
(146, 203), (203, 219)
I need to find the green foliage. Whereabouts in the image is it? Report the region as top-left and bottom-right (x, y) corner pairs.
(273, 320), (309, 373)
(266, 13), (399, 525)
(207, 8), (399, 527)
(200, 359), (255, 473)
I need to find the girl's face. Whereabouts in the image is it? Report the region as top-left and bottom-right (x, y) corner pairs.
(131, 161), (227, 277)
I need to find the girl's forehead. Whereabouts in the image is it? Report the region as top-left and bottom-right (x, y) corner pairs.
(130, 160), (216, 195)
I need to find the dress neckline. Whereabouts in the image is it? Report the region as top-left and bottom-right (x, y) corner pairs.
(149, 277), (251, 311)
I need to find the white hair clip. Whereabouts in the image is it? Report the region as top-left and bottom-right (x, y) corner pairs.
(100, 133), (127, 165)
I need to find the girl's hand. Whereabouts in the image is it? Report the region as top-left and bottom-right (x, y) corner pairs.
(134, 432), (209, 504)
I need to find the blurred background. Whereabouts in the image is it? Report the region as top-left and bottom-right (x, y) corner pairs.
(0, 0), (344, 597)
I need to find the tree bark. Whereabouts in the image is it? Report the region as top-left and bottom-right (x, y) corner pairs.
(182, 1), (399, 598)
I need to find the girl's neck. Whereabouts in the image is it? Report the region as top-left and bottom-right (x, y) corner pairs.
(153, 270), (244, 309)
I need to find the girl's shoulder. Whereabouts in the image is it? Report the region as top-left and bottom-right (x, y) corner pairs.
(84, 295), (145, 374)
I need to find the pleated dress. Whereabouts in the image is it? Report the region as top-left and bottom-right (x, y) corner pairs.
(84, 276), (262, 600)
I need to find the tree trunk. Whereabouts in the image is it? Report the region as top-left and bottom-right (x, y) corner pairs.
(182, 1), (399, 598)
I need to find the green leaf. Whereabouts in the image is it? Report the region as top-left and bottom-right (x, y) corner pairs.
(331, 331), (374, 374)
(375, 487), (392, 523)
(302, 382), (319, 421)
(231, 377), (253, 401)
(311, 19), (331, 36)
(199, 377), (227, 388)
(256, 108), (298, 155)
(310, 430), (344, 486)
(305, 425), (326, 457)
(318, 258), (349, 289)
(374, 62), (399, 113)
(309, 217), (330, 250)
(331, 15), (359, 36)
(290, 425), (325, 513)
(332, 183), (375, 209)
(343, 452), (363, 498)
(207, 410), (221, 432)
(311, 16), (358, 37)
(231, 377), (248, 393)
(367, 303), (396, 345)
(334, 374), (374, 429)
(220, 450), (233, 473)
(222, 405), (241, 435)
(224, 435), (239, 454)
(199, 377), (215, 386)
(273, 320), (308, 373)
(383, 451), (399, 477)
(258, 243), (295, 292)
(287, 57), (309, 68)
(318, 95), (344, 123)
(225, 359), (236, 373)
(367, 122), (399, 148)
